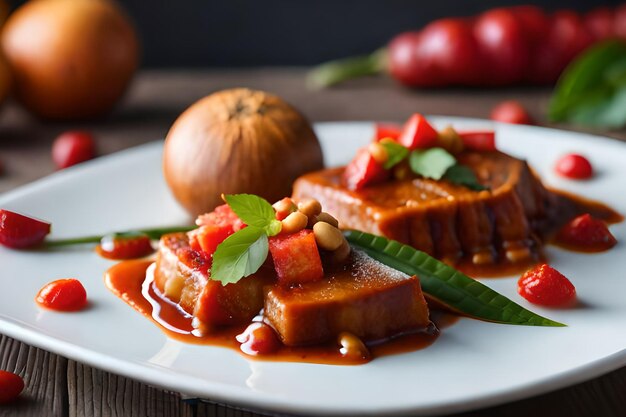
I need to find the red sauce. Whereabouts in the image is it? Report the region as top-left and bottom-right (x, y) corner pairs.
(104, 260), (441, 365)
(96, 234), (155, 260)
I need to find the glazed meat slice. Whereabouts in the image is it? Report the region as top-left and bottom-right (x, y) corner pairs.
(154, 233), (270, 327)
(264, 250), (431, 346)
(293, 151), (564, 268)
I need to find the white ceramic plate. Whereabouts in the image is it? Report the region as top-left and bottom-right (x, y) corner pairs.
(1, 119), (625, 416)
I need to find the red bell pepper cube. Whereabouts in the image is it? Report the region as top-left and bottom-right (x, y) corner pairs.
(269, 229), (324, 286)
(457, 130), (497, 151)
(374, 123), (402, 141)
(342, 148), (390, 190)
(397, 113), (439, 150)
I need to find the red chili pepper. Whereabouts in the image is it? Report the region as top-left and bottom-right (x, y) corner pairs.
(52, 131), (96, 169)
(342, 148), (390, 191)
(0, 209), (51, 249)
(397, 113), (439, 150)
(0, 370), (24, 404)
(518, 264), (576, 307)
(457, 130), (497, 151)
(97, 233), (154, 260)
(555, 214), (617, 252)
(555, 154), (593, 179)
(236, 322), (281, 355)
(36, 279), (88, 312)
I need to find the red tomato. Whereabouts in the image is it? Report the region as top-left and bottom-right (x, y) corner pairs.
(52, 131), (96, 169)
(342, 148), (389, 190)
(490, 100), (533, 125)
(374, 123), (402, 141)
(236, 322), (281, 355)
(388, 32), (426, 87)
(269, 229), (324, 286)
(508, 5), (550, 47)
(555, 214), (617, 252)
(414, 18), (482, 86)
(36, 279), (88, 312)
(555, 154), (593, 179)
(397, 113), (439, 149)
(0, 209), (51, 249)
(457, 130), (496, 151)
(585, 7), (615, 41)
(97, 233), (154, 260)
(0, 370), (24, 404)
(518, 264), (576, 307)
(175, 247), (210, 275)
(614, 4), (626, 40)
(473, 9), (530, 85)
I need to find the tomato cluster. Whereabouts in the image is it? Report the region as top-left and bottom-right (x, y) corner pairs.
(389, 5), (626, 87)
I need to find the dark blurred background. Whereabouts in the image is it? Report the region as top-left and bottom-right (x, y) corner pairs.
(8, 0), (620, 67)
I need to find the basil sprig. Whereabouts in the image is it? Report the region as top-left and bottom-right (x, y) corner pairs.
(549, 40), (626, 128)
(211, 194), (281, 286)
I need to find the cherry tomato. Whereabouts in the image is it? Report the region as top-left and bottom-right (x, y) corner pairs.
(36, 279), (88, 312)
(0, 209), (51, 249)
(555, 214), (617, 252)
(614, 4), (626, 40)
(414, 18), (482, 86)
(397, 113), (439, 149)
(584, 7), (614, 41)
(518, 264), (576, 307)
(555, 154), (593, 179)
(508, 5), (550, 47)
(490, 100), (533, 125)
(388, 32), (425, 87)
(52, 131), (96, 169)
(0, 370), (24, 404)
(342, 148), (389, 190)
(97, 233), (154, 260)
(374, 123), (401, 141)
(474, 9), (530, 85)
(236, 322), (280, 355)
(457, 130), (496, 151)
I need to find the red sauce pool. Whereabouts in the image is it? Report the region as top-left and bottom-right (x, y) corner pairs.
(105, 260), (443, 365)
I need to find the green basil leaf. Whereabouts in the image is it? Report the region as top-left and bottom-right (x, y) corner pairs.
(549, 40), (626, 127)
(210, 226), (269, 286)
(443, 165), (489, 191)
(344, 230), (564, 327)
(224, 194), (276, 229)
(380, 141), (409, 169)
(409, 148), (456, 180)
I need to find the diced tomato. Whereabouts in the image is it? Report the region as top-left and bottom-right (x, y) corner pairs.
(176, 247), (210, 275)
(555, 214), (617, 252)
(190, 204), (245, 256)
(97, 233), (154, 260)
(236, 322), (281, 355)
(0, 209), (51, 249)
(555, 154), (593, 180)
(36, 279), (88, 312)
(397, 113), (439, 150)
(374, 123), (402, 141)
(0, 370), (24, 404)
(457, 130), (496, 151)
(518, 264), (576, 307)
(194, 275), (266, 326)
(342, 148), (390, 191)
(269, 229), (324, 286)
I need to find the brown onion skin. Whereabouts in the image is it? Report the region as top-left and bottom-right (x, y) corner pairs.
(1, 0), (139, 120)
(163, 88), (325, 217)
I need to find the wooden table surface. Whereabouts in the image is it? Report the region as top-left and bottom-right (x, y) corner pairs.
(0, 69), (625, 417)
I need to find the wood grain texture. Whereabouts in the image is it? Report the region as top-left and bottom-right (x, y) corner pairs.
(0, 69), (625, 417)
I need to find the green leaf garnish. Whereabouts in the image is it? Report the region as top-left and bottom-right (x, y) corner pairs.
(409, 148), (456, 180)
(549, 40), (626, 128)
(210, 226), (269, 286)
(224, 194), (279, 235)
(380, 141), (409, 169)
(344, 230), (564, 327)
(443, 165), (489, 191)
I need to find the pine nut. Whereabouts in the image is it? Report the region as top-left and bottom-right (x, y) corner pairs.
(314, 212), (339, 228)
(313, 222), (344, 251)
(272, 197), (296, 214)
(338, 332), (370, 360)
(281, 211), (308, 234)
(297, 198), (322, 218)
(368, 142), (388, 164)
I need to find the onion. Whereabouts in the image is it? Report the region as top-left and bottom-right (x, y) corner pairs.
(1, 0), (139, 120)
(163, 88), (325, 217)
